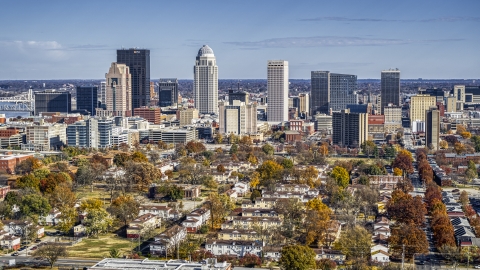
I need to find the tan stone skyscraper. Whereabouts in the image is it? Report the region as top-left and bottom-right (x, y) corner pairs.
(97, 62), (132, 117)
(267, 60), (288, 122)
(194, 45), (218, 114)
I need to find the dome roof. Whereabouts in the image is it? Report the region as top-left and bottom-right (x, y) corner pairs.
(197, 45), (214, 57)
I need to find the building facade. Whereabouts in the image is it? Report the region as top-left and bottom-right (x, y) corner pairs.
(426, 107), (440, 150)
(267, 60), (289, 122)
(380, 69), (401, 114)
(194, 45), (218, 114)
(66, 118), (98, 148)
(311, 71), (358, 114)
(177, 108), (199, 126)
(410, 94), (436, 126)
(25, 123), (67, 151)
(218, 101), (257, 135)
(116, 49), (150, 110)
(34, 90), (71, 115)
(76, 86), (98, 116)
(133, 107), (161, 124)
(332, 109), (368, 147)
(158, 78), (178, 107)
(98, 63), (132, 117)
(228, 90), (249, 105)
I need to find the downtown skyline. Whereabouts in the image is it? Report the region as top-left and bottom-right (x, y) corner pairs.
(0, 0), (479, 80)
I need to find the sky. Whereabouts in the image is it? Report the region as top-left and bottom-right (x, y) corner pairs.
(0, 0), (479, 80)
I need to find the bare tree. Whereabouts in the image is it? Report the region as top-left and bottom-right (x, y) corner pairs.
(32, 243), (68, 269)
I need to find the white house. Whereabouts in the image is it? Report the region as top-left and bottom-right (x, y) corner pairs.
(233, 182), (249, 197)
(373, 226), (391, 237)
(44, 209), (61, 226)
(182, 208), (210, 233)
(139, 205), (176, 220)
(150, 225), (187, 256)
(371, 250), (390, 263)
(205, 239), (263, 257)
(126, 213), (161, 239)
(0, 235), (20, 250)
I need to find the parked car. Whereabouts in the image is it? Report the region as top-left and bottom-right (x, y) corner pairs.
(11, 252), (19, 256)
(30, 246), (38, 250)
(35, 239), (42, 243)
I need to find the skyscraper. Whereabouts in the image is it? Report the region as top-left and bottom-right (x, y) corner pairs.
(311, 71), (358, 114)
(381, 69), (401, 114)
(426, 107), (440, 150)
(76, 86), (98, 115)
(116, 49), (150, 110)
(194, 45), (218, 114)
(98, 81), (106, 109)
(410, 94), (436, 126)
(332, 109), (369, 148)
(218, 100), (257, 135)
(97, 63), (132, 117)
(159, 78), (178, 107)
(267, 60), (288, 122)
(34, 90), (71, 115)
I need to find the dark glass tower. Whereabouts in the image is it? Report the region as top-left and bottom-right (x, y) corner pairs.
(76, 86), (98, 115)
(158, 78), (178, 107)
(34, 90), (71, 115)
(311, 71), (357, 114)
(117, 49), (150, 111)
(381, 69), (400, 114)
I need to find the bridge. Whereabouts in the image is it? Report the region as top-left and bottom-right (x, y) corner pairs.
(0, 89), (34, 112)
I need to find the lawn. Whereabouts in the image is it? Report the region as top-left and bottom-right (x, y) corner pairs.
(67, 233), (134, 258)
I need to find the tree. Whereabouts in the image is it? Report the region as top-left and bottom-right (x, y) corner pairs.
(454, 142), (466, 155)
(316, 259), (336, 270)
(334, 226), (371, 260)
(109, 248), (120, 258)
(465, 160), (478, 183)
(330, 166), (350, 189)
(185, 141), (206, 154)
(108, 196), (140, 227)
(124, 161), (162, 191)
(386, 190), (426, 225)
(304, 198), (332, 246)
(16, 173), (40, 191)
(393, 167), (402, 176)
(249, 171), (261, 189)
(20, 194), (51, 221)
(216, 164), (226, 173)
(206, 193), (235, 229)
(80, 198), (103, 212)
(279, 245), (316, 270)
(262, 144), (275, 155)
(83, 208), (113, 237)
(302, 166), (319, 188)
(459, 190), (469, 206)
(389, 223), (428, 261)
(229, 143), (238, 155)
(57, 207), (77, 233)
(257, 160), (283, 189)
(149, 151), (160, 164)
(250, 190), (261, 202)
(471, 135), (480, 152)
(113, 152), (130, 167)
(439, 140), (449, 149)
(281, 158), (294, 169)
(48, 182), (76, 211)
(15, 157), (43, 175)
(214, 133), (223, 144)
(191, 249), (214, 261)
(239, 253), (261, 267)
(360, 140), (377, 158)
(33, 243), (68, 269)
(392, 149), (414, 175)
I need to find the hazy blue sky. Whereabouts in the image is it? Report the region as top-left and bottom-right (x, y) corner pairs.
(1, 0), (479, 79)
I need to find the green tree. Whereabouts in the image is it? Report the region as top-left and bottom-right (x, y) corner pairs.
(20, 194), (51, 221)
(257, 160), (284, 189)
(229, 143), (238, 154)
(16, 173), (40, 191)
(334, 226), (371, 260)
(279, 245), (316, 270)
(109, 248), (120, 258)
(465, 160), (478, 183)
(262, 144), (275, 155)
(281, 158), (294, 169)
(330, 166), (350, 189)
(83, 208), (113, 237)
(360, 140), (377, 158)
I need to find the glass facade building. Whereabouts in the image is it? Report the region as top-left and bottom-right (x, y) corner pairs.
(380, 69), (401, 114)
(76, 86), (98, 115)
(117, 49), (150, 111)
(311, 71), (357, 114)
(34, 90), (71, 115)
(158, 78), (178, 107)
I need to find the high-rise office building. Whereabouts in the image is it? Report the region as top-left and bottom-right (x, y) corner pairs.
(332, 109), (368, 148)
(410, 94), (436, 125)
(380, 69), (401, 114)
(98, 118), (113, 148)
(76, 86), (98, 116)
(311, 71), (358, 114)
(116, 49), (150, 110)
(194, 45), (218, 114)
(267, 60), (288, 122)
(97, 63), (132, 117)
(177, 108), (199, 126)
(228, 90), (249, 105)
(426, 107), (440, 150)
(218, 100), (257, 135)
(159, 78), (178, 107)
(34, 90), (71, 115)
(292, 93), (310, 118)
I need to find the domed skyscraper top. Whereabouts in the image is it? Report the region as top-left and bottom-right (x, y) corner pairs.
(197, 45), (214, 57)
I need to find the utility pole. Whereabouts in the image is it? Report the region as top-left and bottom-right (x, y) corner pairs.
(401, 244), (405, 270)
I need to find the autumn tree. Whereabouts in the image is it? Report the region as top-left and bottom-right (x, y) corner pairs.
(262, 144), (275, 155)
(334, 226), (371, 260)
(304, 198), (332, 246)
(302, 166), (319, 188)
(108, 195), (140, 227)
(124, 161), (162, 191)
(392, 149), (414, 175)
(185, 141), (206, 154)
(393, 167), (402, 176)
(16, 174), (40, 191)
(206, 193), (235, 229)
(279, 245), (316, 270)
(273, 198), (305, 238)
(459, 190), (469, 206)
(216, 164), (226, 173)
(389, 223), (428, 261)
(83, 208), (113, 237)
(329, 166), (350, 189)
(15, 157), (43, 175)
(361, 140), (377, 158)
(439, 140), (449, 149)
(454, 142), (466, 155)
(33, 243), (68, 269)
(257, 160), (283, 190)
(239, 253), (261, 267)
(386, 190), (426, 225)
(465, 160), (478, 183)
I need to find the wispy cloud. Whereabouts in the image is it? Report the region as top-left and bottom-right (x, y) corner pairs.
(299, 16), (480, 22)
(225, 36), (461, 49)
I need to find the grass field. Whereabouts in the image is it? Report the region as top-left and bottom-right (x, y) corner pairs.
(67, 233), (134, 258)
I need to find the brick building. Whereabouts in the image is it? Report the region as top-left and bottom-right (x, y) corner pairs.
(133, 107), (161, 124)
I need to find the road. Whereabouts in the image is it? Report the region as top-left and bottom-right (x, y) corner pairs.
(0, 255), (98, 268)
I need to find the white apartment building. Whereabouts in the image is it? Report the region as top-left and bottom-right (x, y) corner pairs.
(218, 100), (257, 135)
(194, 45), (218, 114)
(25, 122), (67, 151)
(267, 60), (288, 122)
(410, 94), (436, 129)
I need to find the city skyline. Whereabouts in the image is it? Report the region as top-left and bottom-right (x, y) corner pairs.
(0, 0), (479, 80)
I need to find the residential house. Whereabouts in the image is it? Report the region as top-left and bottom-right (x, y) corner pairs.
(0, 235), (20, 250)
(2, 220), (44, 238)
(149, 225), (187, 256)
(240, 209), (279, 218)
(138, 205), (178, 220)
(182, 208), (210, 233)
(126, 213), (161, 239)
(371, 250), (390, 263)
(241, 198), (277, 209)
(313, 248), (346, 264)
(232, 182), (249, 197)
(205, 239), (263, 257)
(218, 229), (259, 241)
(44, 209), (61, 226)
(221, 216), (282, 230)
